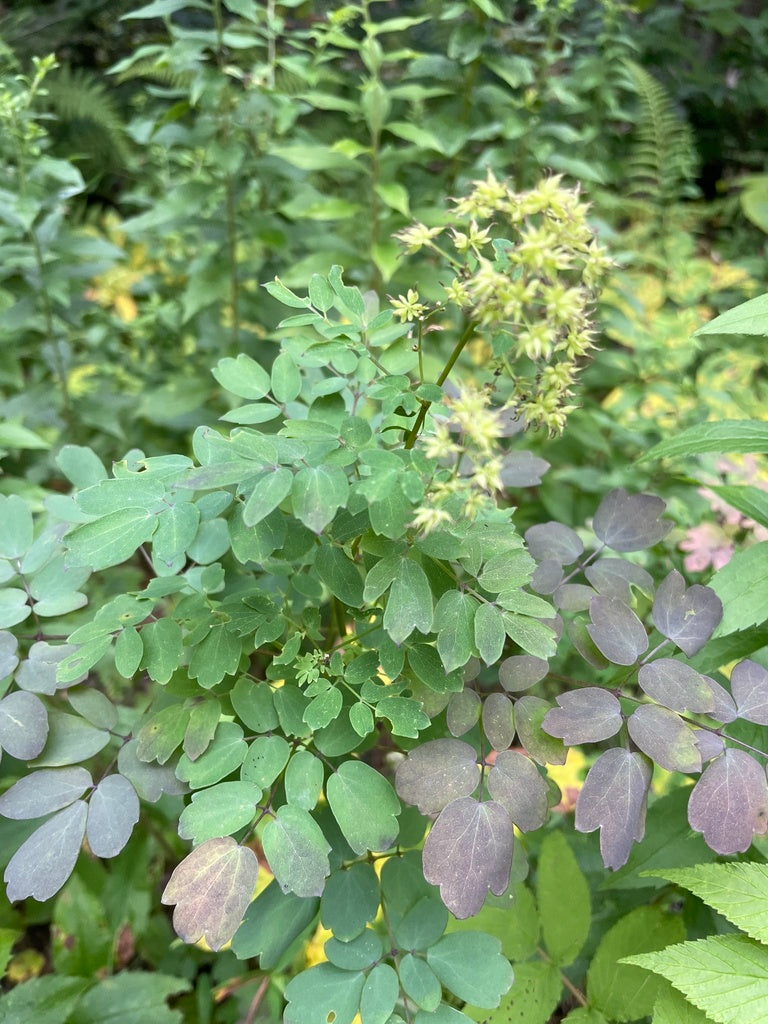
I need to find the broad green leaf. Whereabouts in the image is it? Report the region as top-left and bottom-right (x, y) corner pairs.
(271, 351), (302, 402)
(0, 495), (33, 559)
(694, 293), (768, 336)
(263, 276), (312, 308)
(709, 541), (768, 635)
(474, 603), (506, 666)
(240, 734), (290, 788)
(652, 984), (714, 1024)
(4, 801), (87, 902)
(304, 687), (343, 730)
(263, 804), (331, 898)
(375, 695), (429, 738)
(514, 696), (566, 766)
(708, 484), (768, 530)
(400, 953), (442, 1011)
(427, 931), (513, 1007)
(0, 767), (92, 820)
(141, 617), (183, 684)
(0, 976), (89, 1024)
(16, 641), (76, 695)
(326, 760), (400, 854)
(360, 963), (399, 1024)
(243, 467), (293, 527)
(395, 739), (480, 814)
(434, 591), (477, 673)
(232, 879), (319, 965)
(0, 691), (49, 759)
(52, 873), (111, 977)
(588, 906), (685, 1021)
(447, 883), (539, 963)
(56, 636), (111, 684)
(315, 544), (364, 608)
(161, 836), (259, 950)
(179, 781), (261, 845)
(537, 831), (590, 966)
(230, 677), (279, 732)
(283, 962), (365, 1024)
(153, 501), (200, 564)
(65, 507), (158, 570)
(114, 627), (144, 678)
(423, 797), (513, 918)
(86, 775), (140, 858)
(0, 588), (30, 628)
(189, 624), (242, 689)
(75, 972), (191, 1024)
(285, 749), (324, 810)
(293, 465), (349, 534)
(137, 705), (191, 765)
(213, 354), (272, 399)
(117, 740), (187, 802)
(626, 935), (768, 1024)
(478, 549), (535, 592)
(76, 477), (165, 516)
(67, 688), (117, 731)
(394, 895), (449, 951)
(350, 701), (374, 737)
(183, 699), (221, 761)
(320, 862), (380, 941)
(56, 445), (108, 488)
(647, 863), (768, 944)
(501, 612), (557, 660)
(464, 961), (560, 1024)
(641, 420), (768, 461)
(325, 927), (384, 971)
(176, 722), (247, 788)
(384, 557), (434, 645)
(0, 630), (19, 678)
(308, 274), (335, 312)
(575, 748), (652, 870)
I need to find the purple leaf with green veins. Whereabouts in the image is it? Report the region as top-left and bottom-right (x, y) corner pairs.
(498, 654), (549, 693)
(422, 796), (513, 918)
(446, 688), (481, 737)
(395, 739), (480, 814)
(575, 749), (652, 870)
(161, 836), (259, 950)
(688, 749), (768, 854)
(0, 691), (48, 759)
(482, 693), (515, 751)
(487, 750), (549, 832)
(627, 705), (702, 773)
(730, 660), (768, 725)
(637, 659), (715, 714)
(587, 596), (648, 666)
(585, 558), (654, 603)
(515, 696), (567, 766)
(542, 688), (622, 745)
(0, 767), (92, 820)
(525, 522), (583, 565)
(592, 488), (672, 552)
(652, 570), (723, 656)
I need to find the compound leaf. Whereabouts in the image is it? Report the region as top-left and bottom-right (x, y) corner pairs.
(161, 836), (259, 950)
(687, 749), (768, 855)
(395, 738), (480, 814)
(649, 863), (768, 944)
(575, 749), (652, 870)
(422, 797), (512, 918)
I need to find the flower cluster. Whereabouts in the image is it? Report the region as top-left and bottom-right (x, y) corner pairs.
(393, 170), (612, 434)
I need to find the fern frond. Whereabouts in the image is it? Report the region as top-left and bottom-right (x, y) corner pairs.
(623, 60), (697, 211)
(45, 65), (131, 169)
(114, 58), (193, 90)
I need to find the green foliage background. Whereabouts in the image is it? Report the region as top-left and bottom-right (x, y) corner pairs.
(1, 1), (768, 1022)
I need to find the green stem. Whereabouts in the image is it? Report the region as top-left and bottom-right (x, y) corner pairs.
(403, 320), (478, 449)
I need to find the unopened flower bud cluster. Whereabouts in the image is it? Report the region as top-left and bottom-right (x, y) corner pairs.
(393, 171), (612, 434)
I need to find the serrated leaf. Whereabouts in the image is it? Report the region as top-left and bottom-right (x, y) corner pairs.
(708, 541), (768, 635)
(283, 962), (365, 1024)
(326, 760), (400, 854)
(628, 704), (702, 773)
(86, 774), (140, 857)
(0, 767), (92, 819)
(688, 749), (768, 854)
(592, 489), (672, 551)
(538, 831), (590, 966)
(587, 595), (648, 665)
(263, 804), (331, 897)
(427, 931), (513, 1008)
(652, 984), (715, 1024)
(384, 557), (433, 645)
(178, 781), (261, 845)
(525, 522), (583, 565)
(243, 467), (293, 527)
(486, 751), (548, 832)
(588, 906), (685, 1022)
(293, 465), (349, 534)
(161, 836), (259, 950)
(575, 748), (652, 870)
(65, 507), (158, 570)
(643, 421), (768, 462)
(626, 935), (768, 1024)
(4, 801), (87, 902)
(0, 691), (49, 758)
(422, 797), (512, 918)
(730, 659), (768, 724)
(395, 739), (480, 814)
(652, 571), (722, 656)
(0, 976), (89, 1024)
(637, 659), (715, 714)
(542, 687), (622, 745)
(514, 696), (567, 766)
(481, 692), (515, 750)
